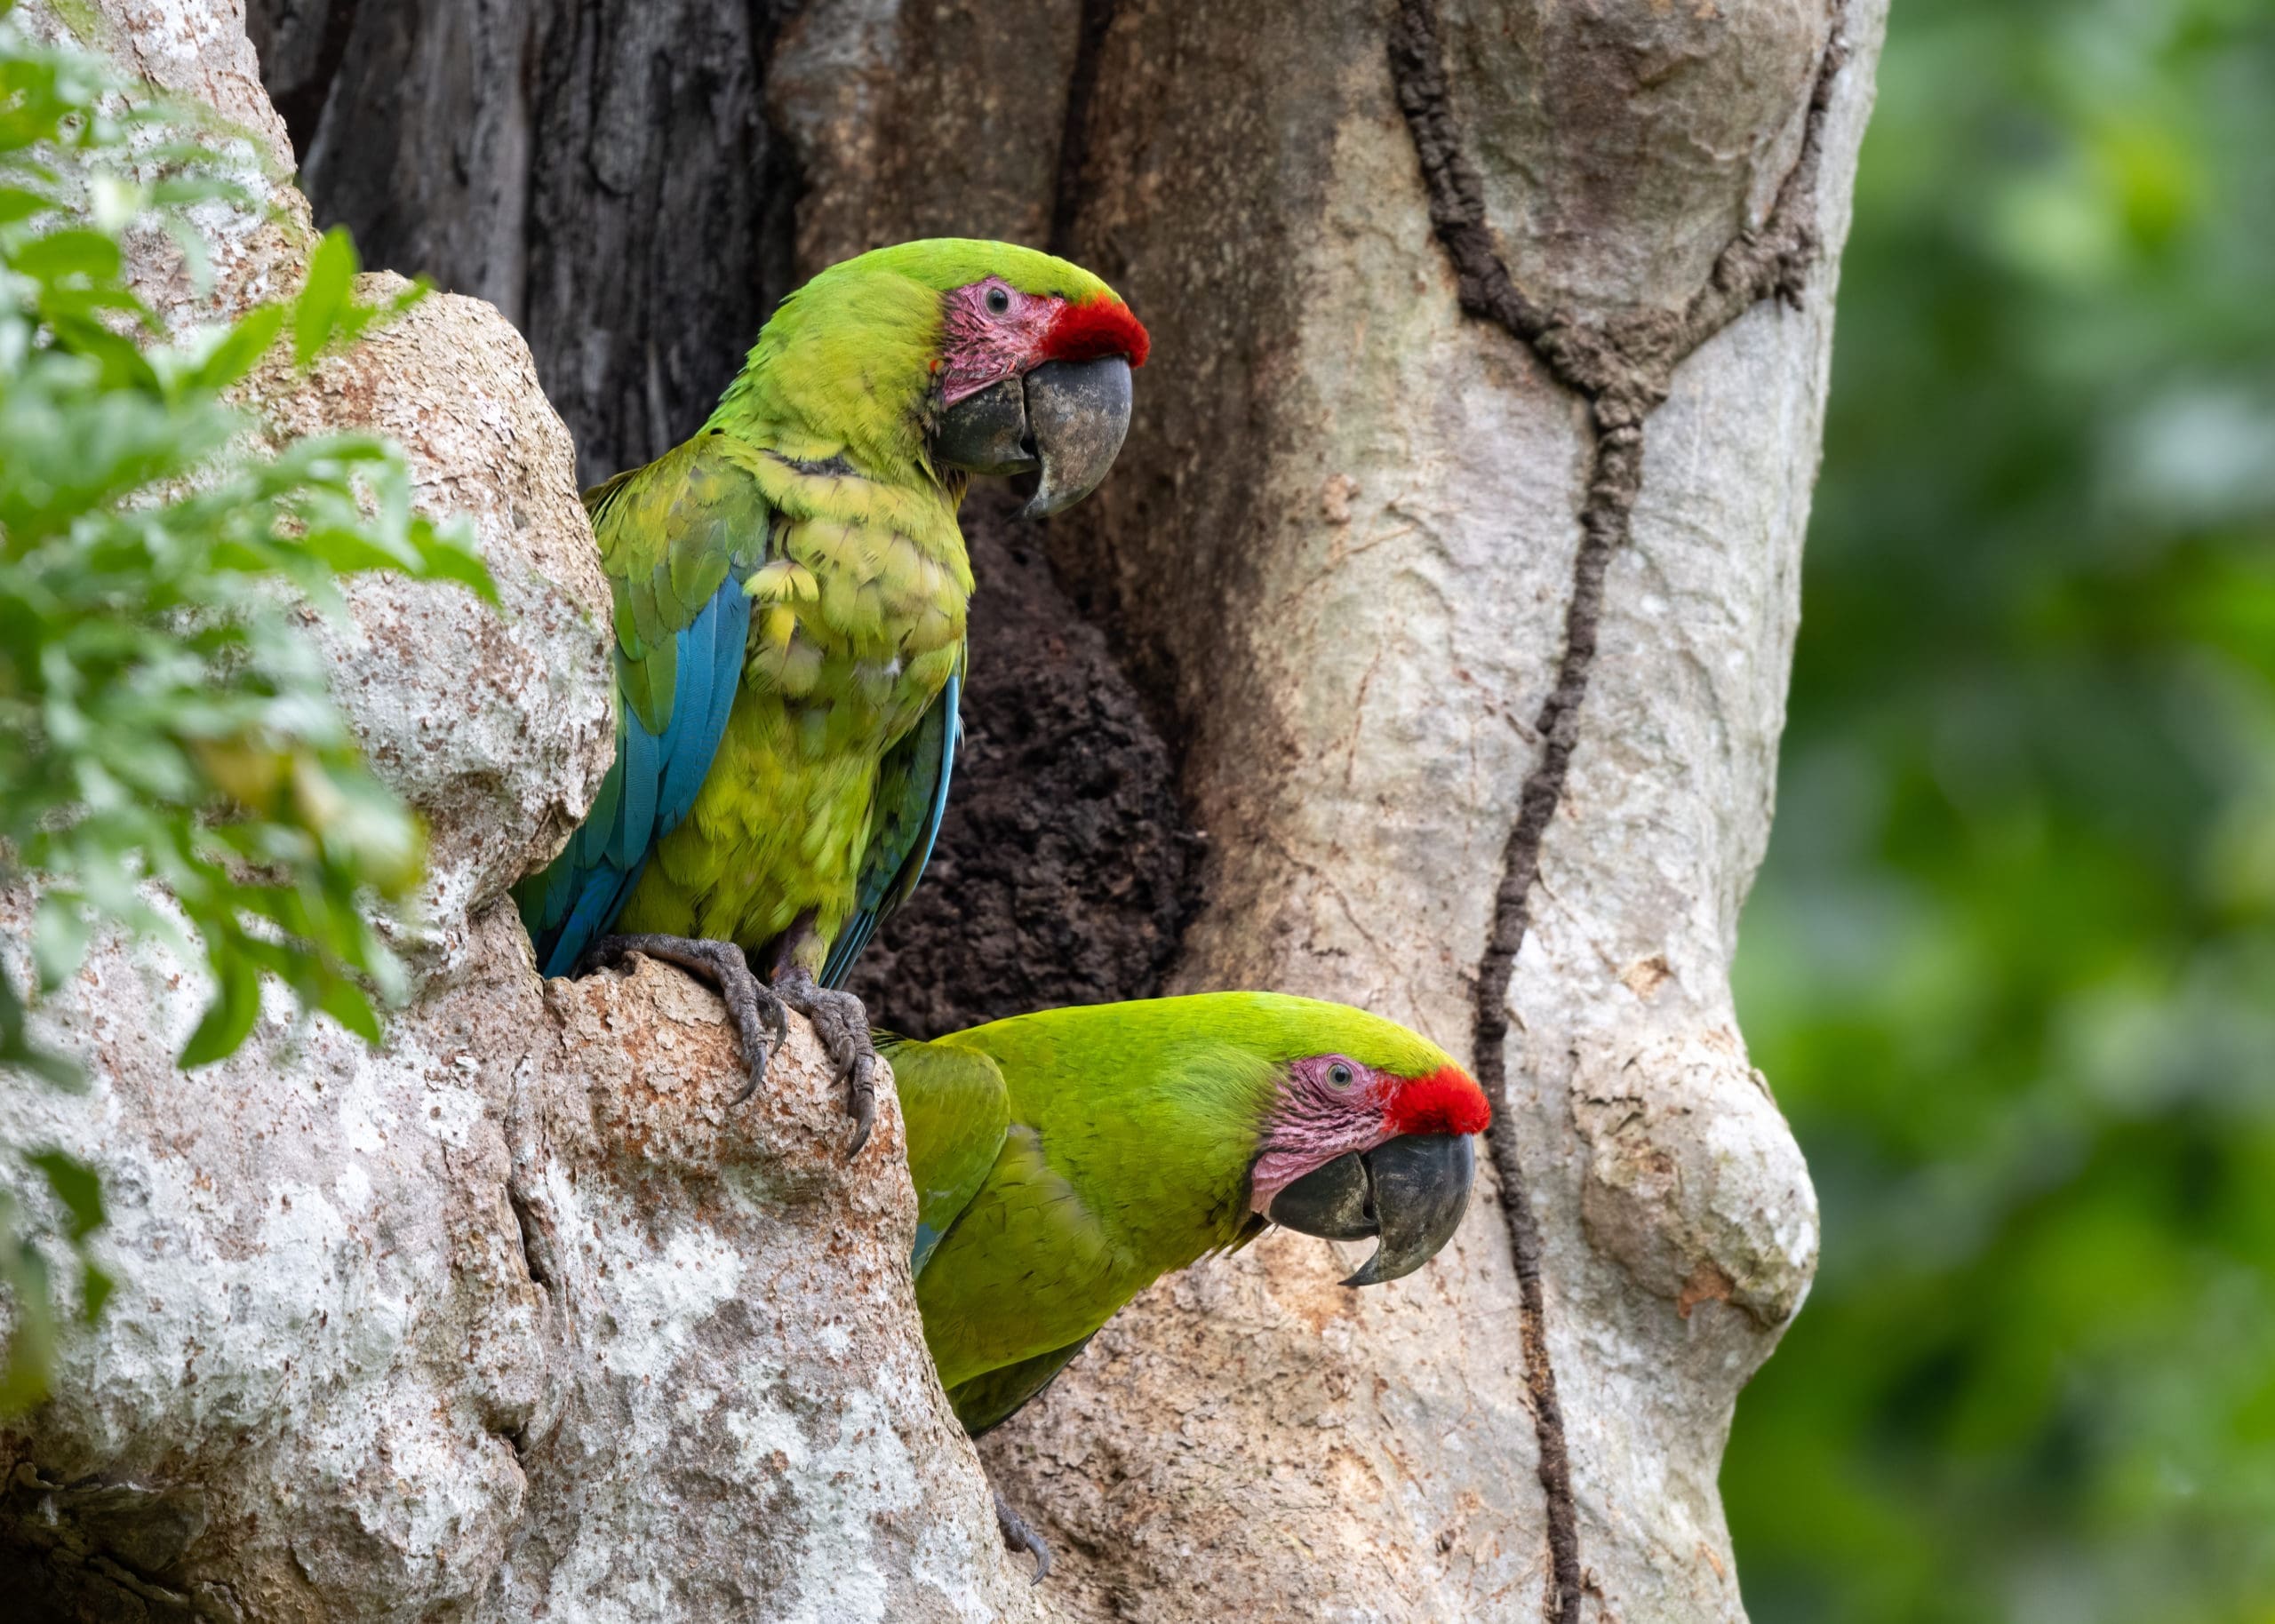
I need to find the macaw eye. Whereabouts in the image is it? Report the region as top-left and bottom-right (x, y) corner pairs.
(1328, 1063), (1354, 1088)
(984, 286), (1011, 315)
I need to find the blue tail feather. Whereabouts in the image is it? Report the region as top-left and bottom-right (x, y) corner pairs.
(516, 575), (749, 975)
(537, 857), (647, 978)
(656, 597), (715, 820)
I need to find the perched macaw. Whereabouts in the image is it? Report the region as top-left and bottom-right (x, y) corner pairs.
(887, 991), (1491, 1578)
(515, 241), (1149, 1152)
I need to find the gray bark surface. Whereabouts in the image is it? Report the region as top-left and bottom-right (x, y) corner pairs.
(251, 0), (800, 484)
(1, 1), (1883, 1619)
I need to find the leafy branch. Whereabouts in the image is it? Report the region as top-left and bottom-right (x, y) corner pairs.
(0, 0), (492, 1409)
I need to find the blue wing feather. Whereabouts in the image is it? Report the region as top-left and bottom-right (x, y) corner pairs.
(657, 594), (722, 820)
(580, 723), (626, 852)
(611, 711), (661, 872)
(699, 599), (744, 761)
(519, 577), (750, 978)
(541, 859), (647, 978)
(906, 677), (961, 899)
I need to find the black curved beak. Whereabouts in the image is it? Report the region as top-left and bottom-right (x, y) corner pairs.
(1018, 357), (1131, 518)
(930, 356), (1133, 519)
(1265, 1133), (1477, 1287)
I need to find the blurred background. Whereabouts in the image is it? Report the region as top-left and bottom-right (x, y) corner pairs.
(1722, 1), (2275, 1620)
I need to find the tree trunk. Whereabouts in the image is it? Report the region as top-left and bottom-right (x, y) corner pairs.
(1, 0), (1885, 1619)
(979, 5), (1881, 1619)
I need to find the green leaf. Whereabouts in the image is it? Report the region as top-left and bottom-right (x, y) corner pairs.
(78, 1262), (113, 1325)
(43, 309), (156, 389)
(0, 965), (80, 1090)
(177, 952), (263, 1068)
(193, 299), (286, 392)
(26, 1150), (105, 1242)
(30, 893), (90, 989)
(411, 527), (500, 604)
(0, 185), (51, 223)
(297, 526), (411, 576)
(13, 226), (119, 283)
(315, 975), (380, 1045)
(0, 1248), (56, 1414)
(291, 226), (358, 369)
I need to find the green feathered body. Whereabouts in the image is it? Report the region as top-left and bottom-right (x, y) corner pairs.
(607, 435), (970, 960)
(889, 993), (1462, 1432)
(519, 241), (1123, 978)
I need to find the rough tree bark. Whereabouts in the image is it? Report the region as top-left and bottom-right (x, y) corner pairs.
(1, 4), (1044, 1621)
(987, 4), (1881, 1617)
(0, 1), (1885, 1620)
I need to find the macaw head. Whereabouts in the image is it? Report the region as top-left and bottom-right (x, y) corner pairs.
(1239, 999), (1492, 1286)
(739, 238), (1148, 517)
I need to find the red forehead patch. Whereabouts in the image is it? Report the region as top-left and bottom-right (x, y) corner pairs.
(1042, 294), (1150, 368)
(1388, 1065), (1492, 1138)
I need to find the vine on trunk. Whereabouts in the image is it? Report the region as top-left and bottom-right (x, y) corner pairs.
(1386, 3), (1852, 1619)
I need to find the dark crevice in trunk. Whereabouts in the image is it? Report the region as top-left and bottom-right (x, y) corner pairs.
(1387, 2), (1852, 1620)
(248, 0), (363, 157)
(746, 0), (806, 325)
(1047, 0), (1119, 259)
(0, 1472), (212, 1622)
(507, 1179), (555, 1293)
(844, 491), (1203, 1038)
(522, 0), (805, 480)
(251, 0), (805, 483)
(513, 0), (543, 340)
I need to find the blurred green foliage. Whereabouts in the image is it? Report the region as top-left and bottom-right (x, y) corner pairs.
(1725, 0), (2275, 1620)
(0, 0), (490, 1410)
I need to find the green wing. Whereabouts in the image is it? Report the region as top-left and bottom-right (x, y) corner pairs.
(945, 1333), (1097, 1437)
(515, 440), (771, 975)
(882, 1033), (1010, 1275)
(589, 440), (771, 736)
(818, 645), (964, 988)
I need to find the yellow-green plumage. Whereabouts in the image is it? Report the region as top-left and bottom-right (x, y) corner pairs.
(611, 439), (970, 959)
(516, 240), (1126, 981)
(889, 993), (1463, 1433)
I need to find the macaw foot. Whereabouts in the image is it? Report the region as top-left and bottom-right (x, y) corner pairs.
(771, 967), (878, 1159)
(993, 1488), (1052, 1585)
(575, 935), (787, 1107)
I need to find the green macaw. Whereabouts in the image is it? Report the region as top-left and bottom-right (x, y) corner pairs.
(515, 241), (1148, 1152)
(887, 991), (1492, 1578)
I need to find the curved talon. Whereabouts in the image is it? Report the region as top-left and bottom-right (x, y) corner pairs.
(843, 1055), (877, 1161)
(726, 1039), (771, 1109)
(772, 967), (883, 1157)
(993, 1489), (1052, 1585)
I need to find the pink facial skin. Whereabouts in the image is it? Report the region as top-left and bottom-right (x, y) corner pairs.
(936, 275), (1151, 407)
(1247, 1056), (1492, 1215)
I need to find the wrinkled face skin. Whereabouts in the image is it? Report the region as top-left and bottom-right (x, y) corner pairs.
(1249, 1055), (1489, 1214)
(1252, 1053), (1490, 1286)
(935, 275), (1150, 405)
